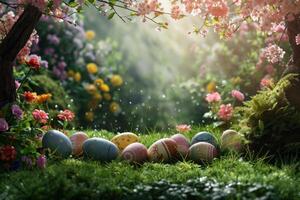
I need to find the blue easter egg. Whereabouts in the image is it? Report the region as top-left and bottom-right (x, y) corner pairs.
(191, 132), (218, 147)
(42, 130), (72, 158)
(83, 138), (119, 162)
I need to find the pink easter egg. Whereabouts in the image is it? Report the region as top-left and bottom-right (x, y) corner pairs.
(171, 134), (190, 158)
(189, 142), (218, 163)
(70, 132), (89, 156)
(121, 142), (148, 164)
(148, 138), (178, 163)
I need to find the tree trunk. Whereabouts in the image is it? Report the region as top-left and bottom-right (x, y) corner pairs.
(283, 14), (300, 110)
(0, 5), (42, 107)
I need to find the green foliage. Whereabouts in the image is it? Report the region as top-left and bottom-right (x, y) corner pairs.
(237, 74), (300, 157)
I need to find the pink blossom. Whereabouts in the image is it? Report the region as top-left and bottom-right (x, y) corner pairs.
(0, 118), (9, 132)
(26, 54), (41, 70)
(207, 0), (229, 18)
(260, 77), (273, 88)
(261, 44), (285, 64)
(32, 109), (48, 124)
(15, 80), (21, 90)
(57, 109), (75, 122)
(205, 92), (221, 103)
(218, 104), (233, 121)
(36, 155), (47, 169)
(176, 124), (191, 133)
(231, 90), (245, 102)
(296, 34), (300, 45)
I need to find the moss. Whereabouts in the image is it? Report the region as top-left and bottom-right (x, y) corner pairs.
(237, 74), (300, 158)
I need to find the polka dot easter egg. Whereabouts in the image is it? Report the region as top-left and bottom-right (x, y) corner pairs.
(148, 138), (178, 163)
(111, 132), (139, 151)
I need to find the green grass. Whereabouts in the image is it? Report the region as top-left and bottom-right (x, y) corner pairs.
(0, 127), (299, 199)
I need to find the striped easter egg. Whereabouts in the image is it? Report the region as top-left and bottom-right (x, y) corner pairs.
(148, 138), (178, 163)
(189, 142), (218, 163)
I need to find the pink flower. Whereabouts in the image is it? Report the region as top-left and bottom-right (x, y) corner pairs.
(32, 109), (48, 124)
(260, 77), (273, 88)
(296, 34), (300, 45)
(15, 80), (21, 90)
(261, 44), (285, 64)
(176, 124), (191, 133)
(207, 0), (229, 18)
(57, 109), (75, 122)
(218, 104), (233, 121)
(0, 118), (9, 132)
(26, 54), (41, 70)
(231, 90), (245, 102)
(36, 155), (47, 169)
(205, 92), (221, 103)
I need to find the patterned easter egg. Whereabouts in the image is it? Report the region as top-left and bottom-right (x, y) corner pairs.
(111, 132), (139, 151)
(42, 130), (72, 158)
(189, 142), (218, 163)
(83, 138), (119, 162)
(148, 138), (178, 162)
(171, 134), (190, 158)
(191, 132), (218, 147)
(70, 132), (89, 156)
(221, 130), (243, 152)
(121, 142), (148, 164)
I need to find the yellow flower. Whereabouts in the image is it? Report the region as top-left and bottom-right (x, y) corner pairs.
(109, 102), (120, 113)
(110, 75), (123, 87)
(93, 93), (102, 101)
(85, 30), (96, 41)
(103, 93), (112, 101)
(35, 93), (52, 104)
(85, 111), (94, 122)
(67, 70), (75, 78)
(74, 72), (81, 82)
(206, 81), (216, 93)
(100, 84), (110, 92)
(85, 84), (97, 94)
(86, 63), (98, 74)
(230, 77), (242, 85)
(94, 78), (104, 87)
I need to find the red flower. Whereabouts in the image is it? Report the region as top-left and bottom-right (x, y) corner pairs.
(0, 145), (17, 161)
(26, 54), (41, 70)
(23, 91), (37, 102)
(57, 109), (75, 122)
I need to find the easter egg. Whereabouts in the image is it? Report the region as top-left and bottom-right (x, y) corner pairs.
(121, 142), (148, 164)
(191, 132), (218, 147)
(111, 132), (139, 151)
(171, 134), (190, 158)
(221, 130), (243, 152)
(42, 130), (72, 158)
(148, 138), (178, 162)
(70, 132), (89, 156)
(83, 138), (119, 162)
(189, 142), (218, 163)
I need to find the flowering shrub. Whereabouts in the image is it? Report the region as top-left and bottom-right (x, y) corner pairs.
(33, 17), (125, 129)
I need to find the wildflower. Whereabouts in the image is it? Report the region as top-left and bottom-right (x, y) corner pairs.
(93, 93), (102, 101)
(35, 93), (52, 104)
(176, 124), (191, 133)
(205, 92), (221, 103)
(206, 81), (216, 92)
(100, 84), (110, 92)
(23, 91), (37, 102)
(11, 105), (23, 120)
(86, 63), (98, 74)
(32, 109), (49, 124)
(85, 30), (96, 41)
(85, 84), (97, 94)
(0, 145), (16, 161)
(231, 90), (245, 102)
(207, 0), (229, 18)
(36, 155), (47, 169)
(26, 54), (41, 70)
(74, 72), (81, 82)
(110, 75), (123, 87)
(15, 80), (21, 90)
(0, 118), (9, 132)
(260, 77), (273, 89)
(94, 78), (104, 87)
(57, 109), (75, 122)
(109, 102), (121, 113)
(218, 104), (233, 121)
(261, 44), (285, 64)
(103, 93), (112, 101)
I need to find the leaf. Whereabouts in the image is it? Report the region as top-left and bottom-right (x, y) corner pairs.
(108, 12), (115, 20)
